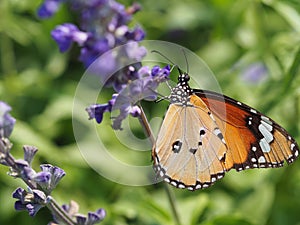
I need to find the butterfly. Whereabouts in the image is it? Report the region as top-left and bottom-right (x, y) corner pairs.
(152, 68), (299, 191)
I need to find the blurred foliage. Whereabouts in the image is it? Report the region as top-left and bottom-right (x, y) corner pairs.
(0, 0), (300, 224)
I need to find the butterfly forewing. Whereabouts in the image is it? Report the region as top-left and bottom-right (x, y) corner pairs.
(153, 96), (228, 190)
(195, 90), (299, 171)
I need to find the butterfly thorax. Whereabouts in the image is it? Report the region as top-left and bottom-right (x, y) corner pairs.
(168, 72), (193, 106)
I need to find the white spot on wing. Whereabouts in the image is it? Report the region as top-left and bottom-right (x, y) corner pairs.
(217, 174), (224, 179)
(259, 138), (271, 153)
(164, 177), (170, 183)
(178, 184), (185, 189)
(291, 143), (295, 150)
(259, 123), (274, 143)
(258, 156), (266, 163)
(195, 184), (202, 189)
(261, 120), (273, 132)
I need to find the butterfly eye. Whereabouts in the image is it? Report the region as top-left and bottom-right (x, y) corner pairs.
(184, 73), (190, 81)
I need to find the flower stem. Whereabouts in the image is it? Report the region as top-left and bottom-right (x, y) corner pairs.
(137, 104), (181, 225)
(137, 104), (155, 145)
(46, 196), (75, 225)
(164, 184), (181, 225)
(0, 139), (37, 189)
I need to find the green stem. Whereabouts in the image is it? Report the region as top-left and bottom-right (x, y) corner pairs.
(46, 196), (76, 225)
(0, 33), (16, 76)
(137, 104), (181, 225)
(137, 105), (155, 145)
(261, 45), (300, 114)
(164, 184), (181, 225)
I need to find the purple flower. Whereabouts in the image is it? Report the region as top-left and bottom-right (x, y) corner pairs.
(125, 26), (145, 41)
(10, 163), (65, 194)
(87, 65), (170, 129)
(86, 94), (117, 123)
(40, 0), (144, 68)
(37, 0), (64, 19)
(38, 0), (165, 131)
(23, 145), (38, 165)
(51, 23), (89, 52)
(125, 42), (147, 61)
(13, 159), (35, 179)
(0, 101), (16, 138)
(13, 188), (46, 216)
(33, 171), (51, 185)
(61, 200), (79, 216)
(240, 62), (268, 83)
(76, 208), (106, 225)
(39, 164), (66, 193)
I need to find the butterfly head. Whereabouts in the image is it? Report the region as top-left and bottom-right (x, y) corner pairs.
(177, 68), (190, 84)
(168, 68), (192, 105)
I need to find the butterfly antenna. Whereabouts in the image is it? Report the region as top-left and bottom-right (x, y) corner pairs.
(181, 48), (189, 74)
(151, 50), (186, 76)
(151, 50), (176, 65)
(145, 87), (169, 103)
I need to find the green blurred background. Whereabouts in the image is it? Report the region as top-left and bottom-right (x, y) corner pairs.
(1, 0), (300, 224)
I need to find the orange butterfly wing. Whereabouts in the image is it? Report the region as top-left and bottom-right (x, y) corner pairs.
(194, 90), (299, 171)
(153, 88), (299, 190)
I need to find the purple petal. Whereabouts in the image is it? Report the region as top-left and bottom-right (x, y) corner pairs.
(23, 145), (38, 165)
(151, 66), (160, 76)
(95, 208), (106, 220)
(50, 166), (66, 188)
(86, 93), (117, 124)
(14, 201), (27, 211)
(125, 42), (147, 61)
(137, 66), (151, 78)
(32, 190), (47, 203)
(40, 164), (54, 173)
(12, 187), (25, 200)
(37, 0), (63, 19)
(34, 171), (51, 184)
(51, 23), (83, 52)
(86, 104), (109, 124)
(14, 159), (34, 179)
(39, 164), (65, 191)
(0, 101), (16, 138)
(241, 62), (268, 83)
(62, 200), (79, 216)
(87, 212), (101, 224)
(76, 214), (87, 225)
(79, 38), (111, 67)
(26, 203), (44, 217)
(129, 106), (141, 117)
(126, 27), (145, 41)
